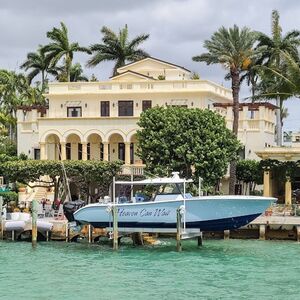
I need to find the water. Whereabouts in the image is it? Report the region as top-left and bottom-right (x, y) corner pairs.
(1, 239), (300, 300)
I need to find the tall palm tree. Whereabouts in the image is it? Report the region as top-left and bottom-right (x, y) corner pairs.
(0, 70), (29, 140)
(87, 24), (149, 76)
(42, 22), (90, 81)
(193, 25), (257, 194)
(256, 10), (300, 146)
(20, 46), (58, 86)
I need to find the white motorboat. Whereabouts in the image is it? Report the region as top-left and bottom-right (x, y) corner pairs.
(71, 173), (276, 232)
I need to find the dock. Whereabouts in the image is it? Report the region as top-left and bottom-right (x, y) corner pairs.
(205, 214), (300, 241)
(3, 206), (300, 248)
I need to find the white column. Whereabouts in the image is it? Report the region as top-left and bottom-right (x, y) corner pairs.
(40, 142), (47, 160)
(285, 177), (292, 206)
(82, 142), (88, 161)
(60, 142), (66, 160)
(103, 142), (109, 161)
(125, 142), (131, 165)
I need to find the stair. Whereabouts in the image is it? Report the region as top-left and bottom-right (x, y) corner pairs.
(33, 187), (48, 201)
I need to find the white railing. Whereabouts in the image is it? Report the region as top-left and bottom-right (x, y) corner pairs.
(120, 165), (145, 176)
(247, 120), (260, 130)
(48, 80), (232, 98)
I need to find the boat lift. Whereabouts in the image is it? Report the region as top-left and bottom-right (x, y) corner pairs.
(108, 174), (203, 251)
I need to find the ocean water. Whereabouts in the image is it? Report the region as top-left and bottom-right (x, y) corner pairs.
(0, 239), (300, 300)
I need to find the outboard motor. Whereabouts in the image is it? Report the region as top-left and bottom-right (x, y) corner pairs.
(63, 200), (85, 222)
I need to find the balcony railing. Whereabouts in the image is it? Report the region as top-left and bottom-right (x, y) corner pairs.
(48, 80), (232, 98)
(120, 165), (145, 176)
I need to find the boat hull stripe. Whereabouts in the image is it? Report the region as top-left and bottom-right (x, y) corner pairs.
(77, 213), (260, 231)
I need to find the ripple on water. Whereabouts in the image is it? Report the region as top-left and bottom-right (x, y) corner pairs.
(1, 239), (300, 300)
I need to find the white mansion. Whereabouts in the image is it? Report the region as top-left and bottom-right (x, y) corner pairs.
(17, 57), (276, 175)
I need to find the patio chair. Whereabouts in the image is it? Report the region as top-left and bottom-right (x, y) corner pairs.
(37, 204), (45, 218)
(54, 204), (64, 219)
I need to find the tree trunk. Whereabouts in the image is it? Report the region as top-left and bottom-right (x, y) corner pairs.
(229, 70), (240, 195)
(66, 54), (71, 82)
(276, 95), (282, 146)
(41, 70), (45, 88)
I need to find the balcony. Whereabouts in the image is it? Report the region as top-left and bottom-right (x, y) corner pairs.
(47, 80), (232, 99)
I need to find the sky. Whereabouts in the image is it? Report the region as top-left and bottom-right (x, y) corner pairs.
(0, 0), (299, 131)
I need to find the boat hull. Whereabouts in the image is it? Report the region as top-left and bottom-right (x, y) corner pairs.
(74, 196), (276, 231)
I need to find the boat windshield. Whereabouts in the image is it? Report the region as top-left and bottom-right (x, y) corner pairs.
(116, 182), (192, 203)
(157, 183), (182, 195)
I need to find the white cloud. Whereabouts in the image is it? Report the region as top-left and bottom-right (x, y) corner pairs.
(0, 0), (299, 129)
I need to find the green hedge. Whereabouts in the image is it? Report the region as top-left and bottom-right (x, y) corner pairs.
(0, 191), (18, 205)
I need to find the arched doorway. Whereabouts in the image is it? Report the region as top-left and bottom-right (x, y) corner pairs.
(66, 134), (82, 160)
(108, 133), (125, 162)
(87, 133), (103, 160)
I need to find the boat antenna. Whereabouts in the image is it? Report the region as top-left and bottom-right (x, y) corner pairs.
(56, 144), (72, 202)
(198, 177), (202, 198)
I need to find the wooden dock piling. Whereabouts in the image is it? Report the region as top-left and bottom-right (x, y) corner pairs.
(113, 206), (118, 250)
(296, 226), (300, 242)
(31, 199), (38, 247)
(112, 177), (118, 250)
(88, 224), (93, 243)
(65, 222), (69, 242)
(176, 208), (182, 252)
(198, 235), (203, 247)
(259, 224), (266, 240)
(224, 230), (230, 240)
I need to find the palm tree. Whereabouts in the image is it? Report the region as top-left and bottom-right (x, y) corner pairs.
(70, 63), (88, 82)
(192, 25), (257, 194)
(54, 62), (88, 82)
(20, 46), (58, 86)
(42, 22), (90, 81)
(256, 10), (300, 146)
(0, 70), (29, 140)
(87, 24), (149, 76)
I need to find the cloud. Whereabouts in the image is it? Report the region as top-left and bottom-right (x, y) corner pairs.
(0, 0), (299, 129)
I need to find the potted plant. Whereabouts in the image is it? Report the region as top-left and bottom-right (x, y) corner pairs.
(17, 183), (26, 193)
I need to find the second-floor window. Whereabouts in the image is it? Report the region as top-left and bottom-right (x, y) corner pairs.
(142, 100), (152, 111)
(67, 106), (82, 117)
(101, 101), (110, 117)
(118, 101), (133, 116)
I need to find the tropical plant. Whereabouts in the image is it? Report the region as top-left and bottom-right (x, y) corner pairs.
(236, 160), (263, 195)
(20, 46), (58, 86)
(137, 107), (240, 190)
(0, 136), (17, 157)
(89, 74), (98, 82)
(55, 62), (88, 82)
(42, 22), (90, 82)
(0, 191), (18, 205)
(87, 24), (149, 76)
(190, 72), (200, 80)
(192, 25), (257, 194)
(255, 10), (300, 146)
(0, 70), (29, 140)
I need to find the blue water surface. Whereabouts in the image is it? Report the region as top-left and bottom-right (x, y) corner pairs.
(1, 239), (300, 300)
